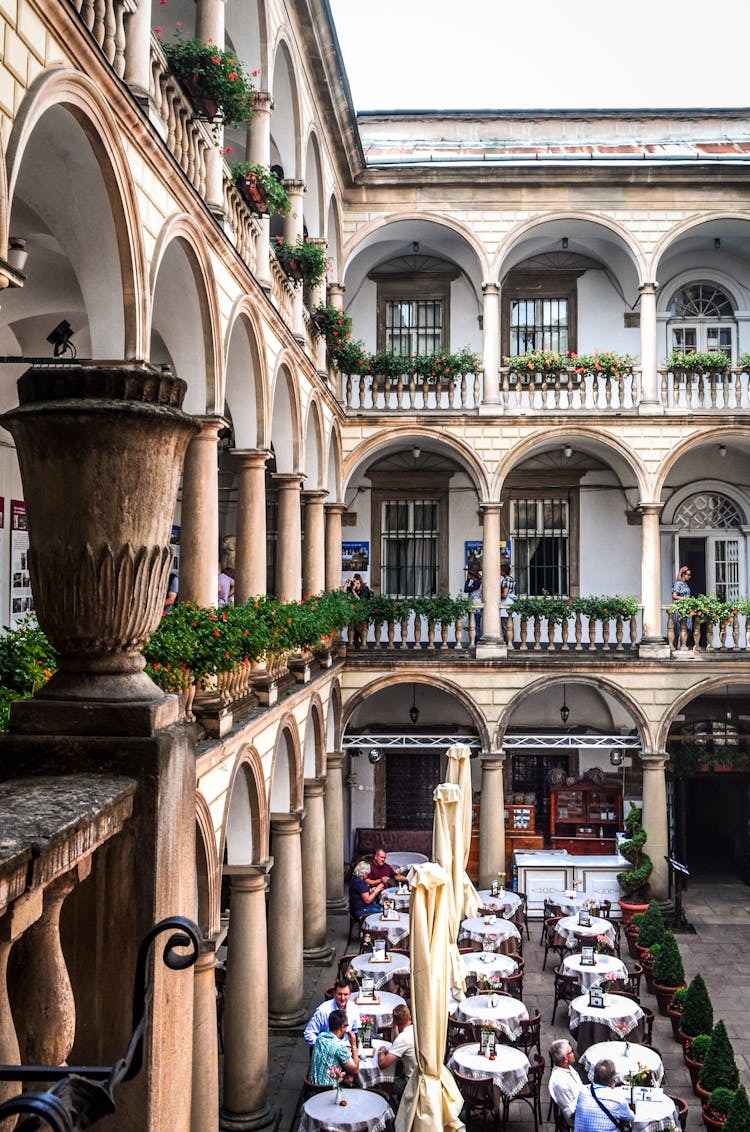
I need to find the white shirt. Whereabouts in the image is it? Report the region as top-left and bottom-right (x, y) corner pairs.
(549, 1063), (585, 1120)
(303, 998), (361, 1046)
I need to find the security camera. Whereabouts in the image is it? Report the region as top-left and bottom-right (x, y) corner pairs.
(368, 748), (382, 764)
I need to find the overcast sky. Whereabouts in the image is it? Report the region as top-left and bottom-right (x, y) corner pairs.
(328, 0), (750, 112)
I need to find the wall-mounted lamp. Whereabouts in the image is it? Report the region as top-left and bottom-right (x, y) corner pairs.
(368, 748), (382, 764)
(719, 444), (727, 458)
(409, 685), (420, 725)
(412, 446), (421, 462)
(561, 237), (569, 250)
(412, 241), (419, 255)
(564, 444), (573, 459)
(714, 238), (721, 250)
(7, 238), (28, 273)
(610, 750), (623, 766)
(46, 320), (76, 358)
(560, 688), (570, 725)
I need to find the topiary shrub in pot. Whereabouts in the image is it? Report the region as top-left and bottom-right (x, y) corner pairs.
(698, 1020), (740, 1102)
(617, 803), (653, 920)
(667, 985), (688, 1042)
(704, 1087), (737, 1132)
(680, 973), (714, 1042)
(636, 899), (666, 952)
(685, 1033), (712, 1095)
(724, 1085), (750, 1132)
(625, 910), (645, 958)
(652, 930), (686, 1014)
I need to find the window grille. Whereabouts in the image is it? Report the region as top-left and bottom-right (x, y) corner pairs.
(512, 498), (569, 596)
(381, 499), (439, 597)
(385, 300), (443, 356)
(509, 298), (569, 355)
(674, 493), (742, 530)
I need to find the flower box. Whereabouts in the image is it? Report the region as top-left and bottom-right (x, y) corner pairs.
(235, 172), (269, 215)
(180, 73), (220, 121)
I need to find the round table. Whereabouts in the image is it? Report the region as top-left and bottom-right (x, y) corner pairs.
(458, 917), (521, 955)
(460, 952), (518, 986)
(363, 911), (410, 947)
(383, 886), (411, 911)
(300, 1089), (393, 1132)
(557, 915), (617, 950)
(386, 851), (427, 870)
(448, 1043), (530, 1098)
(568, 992), (646, 1053)
(579, 1041), (664, 1087)
(355, 1039), (396, 1089)
(476, 890), (523, 918)
(561, 952), (628, 990)
(454, 994), (529, 1041)
(548, 890), (593, 916)
(612, 1087), (679, 1132)
(350, 951), (410, 990)
(353, 990), (406, 1033)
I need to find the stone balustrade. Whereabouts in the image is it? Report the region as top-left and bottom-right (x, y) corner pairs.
(268, 254), (297, 326)
(148, 41), (211, 197)
(341, 370), (483, 411)
(70, 0), (137, 78)
(666, 609), (750, 652)
(502, 609), (640, 651)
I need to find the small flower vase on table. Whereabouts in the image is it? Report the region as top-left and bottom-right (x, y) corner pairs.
(335, 1085), (344, 1105)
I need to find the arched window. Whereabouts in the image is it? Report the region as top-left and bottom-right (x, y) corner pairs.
(667, 282), (736, 358)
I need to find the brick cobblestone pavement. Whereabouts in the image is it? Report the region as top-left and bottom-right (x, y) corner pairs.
(261, 882), (750, 1131)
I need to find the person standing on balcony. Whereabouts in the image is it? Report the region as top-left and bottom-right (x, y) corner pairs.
(500, 562), (516, 642)
(672, 565), (692, 647)
(345, 573), (371, 646)
(464, 556), (483, 639)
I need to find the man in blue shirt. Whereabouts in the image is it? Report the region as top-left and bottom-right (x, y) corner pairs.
(303, 980), (361, 1046)
(574, 1060), (634, 1132)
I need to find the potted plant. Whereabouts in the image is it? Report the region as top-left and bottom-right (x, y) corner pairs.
(667, 985), (688, 1042)
(634, 900), (665, 955)
(651, 930), (686, 1014)
(617, 803), (653, 920)
(641, 942), (661, 995)
(685, 1033), (712, 1094)
(624, 910), (645, 959)
(230, 162), (290, 216)
(272, 235), (328, 289)
(698, 1020), (740, 1103)
(667, 349), (731, 375)
(680, 973), (714, 1045)
(164, 28), (256, 135)
(724, 1085), (750, 1132)
(704, 1088), (737, 1132)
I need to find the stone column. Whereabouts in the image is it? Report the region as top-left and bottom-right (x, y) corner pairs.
(191, 941), (219, 1132)
(324, 751), (347, 911)
(325, 503), (345, 592)
(272, 473), (304, 601)
(476, 503), (505, 658)
(123, 0), (152, 100)
(267, 814), (306, 1026)
(180, 416), (223, 607)
(195, 0), (226, 215)
(479, 754), (506, 887)
(302, 489), (328, 597)
(328, 283), (345, 310)
(284, 180), (306, 338)
(232, 449), (269, 603)
(221, 866), (274, 1131)
(308, 240), (329, 373)
(641, 754), (669, 900)
(246, 93), (273, 291)
(480, 282), (501, 411)
(302, 779), (335, 963)
(638, 283), (662, 414)
(639, 502), (669, 657)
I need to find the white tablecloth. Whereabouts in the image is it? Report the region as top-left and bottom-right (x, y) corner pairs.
(579, 1042), (664, 1087)
(476, 890), (523, 917)
(300, 1089), (393, 1132)
(355, 1039), (396, 1089)
(458, 917), (521, 953)
(448, 1043), (530, 1098)
(569, 993), (645, 1040)
(353, 990), (406, 1033)
(350, 951), (410, 990)
(383, 887), (411, 911)
(557, 915), (616, 949)
(562, 952), (628, 990)
(612, 1088), (679, 1132)
(460, 952), (518, 983)
(386, 851), (427, 870)
(454, 994), (529, 1041)
(363, 911), (410, 947)
(548, 890), (596, 916)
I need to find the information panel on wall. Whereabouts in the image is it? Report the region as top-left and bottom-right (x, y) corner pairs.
(10, 500), (33, 627)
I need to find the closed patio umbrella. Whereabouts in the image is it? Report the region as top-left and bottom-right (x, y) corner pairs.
(396, 862), (465, 1132)
(432, 782), (466, 1000)
(445, 744), (480, 919)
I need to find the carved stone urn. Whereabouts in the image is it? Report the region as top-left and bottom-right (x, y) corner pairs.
(0, 363), (198, 708)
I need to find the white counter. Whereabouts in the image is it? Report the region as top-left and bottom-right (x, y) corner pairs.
(514, 850), (627, 919)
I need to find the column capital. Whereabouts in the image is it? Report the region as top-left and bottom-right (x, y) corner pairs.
(269, 811), (303, 836)
(324, 501), (346, 515)
(303, 777), (326, 798)
(282, 178), (305, 194)
(479, 500), (503, 517)
(639, 281), (659, 295)
(271, 471), (305, 489)
(252, 90), (274, 111)
(191, 413), (230, 438)
(641, 751), (668, 771)
(482, 281), (500, 297)
(326, 750), (345, 771)
(302, 488), (329, 503)
(480, 751), (505, 768)
(230, 447), (271, 471)
(328, 283), (345, 308)
(638, 500), (664, 515)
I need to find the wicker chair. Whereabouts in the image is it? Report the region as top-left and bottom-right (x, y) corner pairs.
(551, 967), (582, 1023)
(543, 918), (569, 970)
(666, 1094), (689, 1132)
(515, 1009), (542, 1058)
(453, 1062), (500, 1127)
(501, 1053), (544, 1132)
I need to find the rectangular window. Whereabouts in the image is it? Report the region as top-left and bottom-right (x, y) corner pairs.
(510, 298), (569, 355)
(512, 497), (569, 596)
(385, 300), (443, 356)
(713, 538), (740, 601)
(381, 499), (438, 597)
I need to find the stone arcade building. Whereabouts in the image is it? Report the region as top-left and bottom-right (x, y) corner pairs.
(1, 0), (750, 1128)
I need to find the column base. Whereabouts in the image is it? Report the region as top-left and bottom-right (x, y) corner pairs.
(638, 399), (664, 415)
(475, 638), (508, 659)
(326, 896), (348, 914)
(303, 943), (336, 965)
(478, 401), (502, 416)
(638, 639), (671, 659)
(219, 1104), (276, 1131)
(268, 1006), (308, 1029)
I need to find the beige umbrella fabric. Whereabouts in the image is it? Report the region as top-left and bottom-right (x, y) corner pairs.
(431, 782), (466, 1001)
(396, 862), (465, 1132)
(445, 744), (481, 919)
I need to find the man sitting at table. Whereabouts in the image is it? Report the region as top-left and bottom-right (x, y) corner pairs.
(548, 1039), (585, 1124)
(309, 1009), (360, 1086)
(365, 847), (409, 888)
(376, 1003), (415, 1103)
(574, 1059), (634, 1132)
(349, 860), (387, 919)
(304, 980), (361, 1046)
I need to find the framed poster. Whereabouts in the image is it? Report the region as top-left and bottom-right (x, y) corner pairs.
(342, 541), (369, 585)
(10, 500), (33, 628)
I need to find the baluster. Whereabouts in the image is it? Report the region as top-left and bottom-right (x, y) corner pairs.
(0, 934), (21, 1110)
(421, 377), (430, 406)
(721, 370), (730, 409)
(588, 617), (597, 651)
(703, 617), (713, 652)
(81, 0), (95, 28)
(661, 371), (669, 407)
(574, 610), (583, 651)
(114, 0), (132, 77)
(103, 0), (116, 62)
(414, 615), (423, 649)
(519, 617), (528, 651)
(467, 608), (476, 650)
(553, 378), (562, 410)
(719, 618), (727, 651)
(505, 612), (515, 650)
(356, 373), (365, 408)
(732, 611), (740, 651)
(601, 618), (610, 651)
(560, 613), (570, 651)
(605, 376), (613, 408)
(630, 614), (638, 647)
(533, 615), (542, 651)
(343, 374), (351, 408)
(386, 618), (395, 650)
(400, 616), (410, 650)
(373, 620), (382, 650)
(667, 615), (675, 650)
(93, 0), (105, 47)
(615, 616), (624, 651)
(427, 619), (436, 650)
(735, 369), (743, 409)
(709, 375), (718, 409)
(454, 616), (464, 651)
(440, 622), (449, 650)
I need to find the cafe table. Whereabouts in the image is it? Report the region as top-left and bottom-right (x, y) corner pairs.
(579, 1041), (664, 1087)
(476, 889), (523, 918)
(349, 951), (410, 991)
(299, 1088), (393, 1132)
(561, 952), (628, 990)
(458, 916), (521, 955)
(556, 914), (617, 950)
(453, 993), (529, 1041)
(363, 910), (410, 948)
(386, 851), (427, 871)
(547, 890), (595, 916)
(568, 992), (645, 1054)
(355, 1038), (396, 1089)
(383, 886), (411, 912)
(447, 1043), (530, 1098)
(611, 1087), (680, 1132)
(460, 952), (518, 985)
(353, 989), (406, 1034)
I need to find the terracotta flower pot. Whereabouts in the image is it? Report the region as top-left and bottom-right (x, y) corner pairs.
(654, 981), (685, 1016)
(684, 1054), (705, 1096)
(235, 172), (269, 215)
(702, 1110), (727, 1132)
(618, 899), (650, 925)
(181, 74), (219, 121)
(696, 1082), (712, 1105)
(667, 1004), (684, 1041)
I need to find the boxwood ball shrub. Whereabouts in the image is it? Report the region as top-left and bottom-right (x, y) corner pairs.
(681, 973), (714, 1039)
(652, 930), (686, 987)
(706, 1088), (738, 1122)
(699, 1020), (740, 1093)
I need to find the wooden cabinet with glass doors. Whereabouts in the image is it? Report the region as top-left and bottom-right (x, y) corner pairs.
(549, 783), (622, 854)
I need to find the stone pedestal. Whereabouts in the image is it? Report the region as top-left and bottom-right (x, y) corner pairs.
(302, 780), (334, 963)
(267, 815), (306, 1026)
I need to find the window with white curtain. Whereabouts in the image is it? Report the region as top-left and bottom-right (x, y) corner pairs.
(381, 499), (439, 597)
(511, 498), (569, 596)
